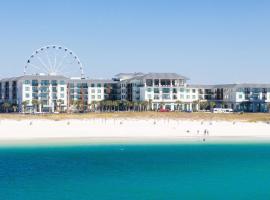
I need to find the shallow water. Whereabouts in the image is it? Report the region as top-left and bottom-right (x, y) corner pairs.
(0, 143), (270, 199)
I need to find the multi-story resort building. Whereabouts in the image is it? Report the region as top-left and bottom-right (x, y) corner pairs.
(1, 72), (270, 113)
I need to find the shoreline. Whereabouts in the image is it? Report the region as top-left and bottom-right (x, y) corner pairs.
(1, 118), (270, 146)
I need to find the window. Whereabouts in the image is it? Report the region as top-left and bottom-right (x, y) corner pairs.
(147, 88), (152, 92)
(25, 87), (30, 92)
(98, 89), (101, 93)
(60, 87), (65, 92)
(186, 95), (190, 99)
(180, 88), (185, 93)
(98, 95), (101, 99)
(41, 80), (49, 86)
(180, 94), (184, 99)
(52, 87), (57, 92)
(162, 94), (170, 100)
(91, 95), (95, 99)
(154, 79), (159, 86)
(40, 87), (49, 93)
(192, 95), (196, 99)
(173, 88), (177, 93)
(60, 80), (65, 85)
(51, 80), (57, 86)
(162, 88), (170, 93)
(186, 89), (190, 93)
(146, 79), (153, 86)
(97, 83), (101, 87)
(60, 93), (65, 98)
(147, 94), (152, 99)
(91, 89), (95, 93)
(91, 83), (95, 87)
(192, 89), (196, 93)
(24, 80), (30, 84)
(173, 94), (177, 100)
(239, 94), (243, 99)
(25, 93), (30, 98)
(52, 93), (57, 100)
(154, 88), (159, 93)
(32, 80), (38, 86)
(154, 94), (159, 100)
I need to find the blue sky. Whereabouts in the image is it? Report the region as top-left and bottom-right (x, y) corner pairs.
(0, 0), (269, 84)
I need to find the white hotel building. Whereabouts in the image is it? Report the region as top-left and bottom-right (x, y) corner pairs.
(1, 72), (270, 113)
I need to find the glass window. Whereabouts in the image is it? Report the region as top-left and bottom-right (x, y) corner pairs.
(32, 80), (38, 86)
(154, 94), (159, 100)
(180, 88), (185, 93)
(98, 89), (101, 93)
(52, 93), (57, 100)
(192, 95), (196, 99)
(146, 79), (153, 86)
(60, 93), (65, 98)
(91, 89), (95, 93)
(162, 88), (170, 93)
(91, 83), (95, 87)
(173, 88), (177, 93)
(60, 80), (65, 85)
(91, 95), (95, 99)
(186, 89), (190, 93)
(147, 88), (152, 92)
(97, 83), (102, 87)
(98, 95), (101, 99)
(186, 95), (190, 99)
(52, 87), (57, 92)
(41, 80), (49, 86)
(25, 87), (30, 91)
(162, 94), (170, 99)
(192, 89), (196, 93)
(154, 79), (159, 86)
(154, 88), (159, 93)
(147, 94), (152, 99)
(25, 93), (30, 98)
(24, 80), (30, 84)
(61, 87), (65, 92)
(180, 94), (184, 99)
(51, 80), (57, 86)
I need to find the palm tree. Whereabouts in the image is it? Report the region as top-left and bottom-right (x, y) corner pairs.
(56, 99), (63, 112)
(148, 99), (153, 111)
(175, 100), (182, 111)
(267, 103), (270, 113)
(2, 102), (11, 113)
(192, 100), (200, 112)
(12, 103), (18, 112)
(22, 100), (29, 113)
(31, 99), (40, 113)
(90, 100), (97, 112)
(210, 101), (216, 111)
(200, 101), (209, 111)
(115, 100), (121, 111)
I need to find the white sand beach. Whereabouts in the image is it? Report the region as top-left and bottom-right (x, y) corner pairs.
(1, 118), (270, 145)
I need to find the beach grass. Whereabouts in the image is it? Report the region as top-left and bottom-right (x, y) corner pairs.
(0, 112), (270, 122)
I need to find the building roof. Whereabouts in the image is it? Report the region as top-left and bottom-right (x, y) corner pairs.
(188, 83), (270, 89)
(141, 73), (189, 80)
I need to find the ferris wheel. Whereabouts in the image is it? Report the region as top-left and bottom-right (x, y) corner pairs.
(24, 45), (85, 78)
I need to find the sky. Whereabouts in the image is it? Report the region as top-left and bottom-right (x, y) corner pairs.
(0, 0), (270, 84)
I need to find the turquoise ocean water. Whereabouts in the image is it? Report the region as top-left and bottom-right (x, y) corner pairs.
(0, 143), (270, 199)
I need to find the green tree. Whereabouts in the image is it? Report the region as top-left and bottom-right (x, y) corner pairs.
(210, 101), (216, 110)
(175, 100), (182, 111)
(2, 102), (11, 113)
(200, 101), (209, 110)
(31, 99), (40, 113)
(22, 100), (29, 113)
